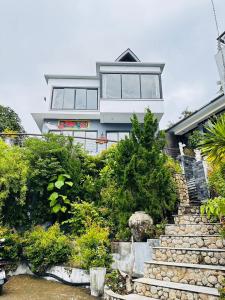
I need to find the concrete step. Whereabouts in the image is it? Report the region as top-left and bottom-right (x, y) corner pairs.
(153, 246), (225, 265)
(144, 260), (225, 289)
(165, 223), (221, 235)
(174, 214), (210, 225)
(160, 235), (225, 249)
(133, 278), (219, 299)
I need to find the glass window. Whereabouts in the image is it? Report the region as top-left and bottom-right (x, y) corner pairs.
(61, 130), (73, 136)
(106, 132), (118, 148)
(87, 90), (98, 110)
(75, 89), (87, 109)
(63, 89), (75, 109)
(86, 131), (97, 153)
(73, 131), (85, 147)
(52, 88), (64, 109)
(122, 74), (140, 99)
(141, 75), (160, 98)
(102, 74), (121, 98)
(118, 132), (129, 140)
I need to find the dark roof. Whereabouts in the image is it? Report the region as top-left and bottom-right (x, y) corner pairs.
(166, 93), (225, 132)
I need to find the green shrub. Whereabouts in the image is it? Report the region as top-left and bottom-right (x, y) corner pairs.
(23, 223), (72, 273)
(63, 201), (108, 236)
(70, 224), (112, 270)
(0, 226), (21, 262)
(208, 163), (225, 198)
(0, 140), (29, 227)
(187, 130), (204, 149)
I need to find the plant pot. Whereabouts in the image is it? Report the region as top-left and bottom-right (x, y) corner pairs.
(90, 267), (106, 297)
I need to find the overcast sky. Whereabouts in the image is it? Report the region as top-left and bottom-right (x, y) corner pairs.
(0, 0), (224, 133)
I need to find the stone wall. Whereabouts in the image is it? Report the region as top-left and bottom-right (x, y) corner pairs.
(165, 223), (221, 235)
(144, 262), (225, 289)
(173, 173), (190, 205)
(134, 282), (219, 300)
(153, 248), (225, 265)
(174, 214), (210, 224)
(160, 235), (225, 249)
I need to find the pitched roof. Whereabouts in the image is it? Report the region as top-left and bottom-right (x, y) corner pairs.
(115, 48), (140, 62)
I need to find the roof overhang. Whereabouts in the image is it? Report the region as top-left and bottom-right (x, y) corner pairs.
(44, 74), (99, 84)
(166, 93), (225, 135)
(96, 62), (165, 75)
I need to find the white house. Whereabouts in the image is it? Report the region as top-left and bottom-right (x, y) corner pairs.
(32, 49), (165, 153)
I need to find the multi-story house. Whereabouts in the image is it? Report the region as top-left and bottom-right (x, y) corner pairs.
(32, 49), (165, 153)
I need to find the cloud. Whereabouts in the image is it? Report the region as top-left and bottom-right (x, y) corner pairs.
(0, 0), (224, 132)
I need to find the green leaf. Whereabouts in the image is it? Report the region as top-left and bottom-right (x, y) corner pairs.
(50, 198), (58, 207)
(61, 206), (67, 213)
(63, 198), (71, 205)
(55, 180), (64, 189)
(65, 181), (73, 187)
(49, 192), (58, 201)
(58, 174), (66, 182)
(47, 182), (55, 191)
(62, 174), (71, 179)
(52, 204), (61, 213)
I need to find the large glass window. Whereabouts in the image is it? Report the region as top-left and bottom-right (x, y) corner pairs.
(50, 130), (97, 153)
(106, 131), (129, 148)
(141, 75), (160, 98)
(52, 88), (64, 109)
(51, 88), (98, 110)
(63, 89), (75, 109)
(122, 74), (140, 98)
(102, 74), (161, 99)
(75, 89), (86, 109)
(87, 89), (98, 110)
(102, 74), (121, 98)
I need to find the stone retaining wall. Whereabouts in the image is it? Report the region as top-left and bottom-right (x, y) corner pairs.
(144, 263), (225, 289)
(165, 224), (220, 235)
(134, 282), (218, 300)
(174, 214), (210, 225)
(154, 248), (225, 265)
(160, 235), (225, 249)
(178, 205), (200, 216)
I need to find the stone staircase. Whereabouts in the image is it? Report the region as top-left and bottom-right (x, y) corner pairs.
(133, 203), (225, 299)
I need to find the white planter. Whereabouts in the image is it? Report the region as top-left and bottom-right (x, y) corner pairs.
(90, 267), (106, 297)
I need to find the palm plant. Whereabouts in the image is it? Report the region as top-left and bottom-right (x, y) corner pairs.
(200, 114), (225, 164)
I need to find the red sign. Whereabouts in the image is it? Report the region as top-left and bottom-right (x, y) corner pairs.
(58, 120), (89, 130)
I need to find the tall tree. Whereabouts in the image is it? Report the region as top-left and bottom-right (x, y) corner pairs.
(105, 109), (178, 229)
(0, 105), (24, 132)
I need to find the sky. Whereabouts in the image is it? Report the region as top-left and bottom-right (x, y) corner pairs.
(0, 0), (224, 133)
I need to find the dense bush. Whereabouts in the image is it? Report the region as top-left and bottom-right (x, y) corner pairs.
(208, 163), (225, 198)
(63, 201), (108, 236)
(0, 226), (21, 262)
(23, 223), (72, 273)
(0, 140), (29, 227)
(70, 224), (112, 269)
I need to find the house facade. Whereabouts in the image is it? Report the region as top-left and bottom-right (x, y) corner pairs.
(32, 49), (165, 153)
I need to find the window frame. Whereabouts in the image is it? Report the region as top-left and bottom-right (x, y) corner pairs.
(49, 130), (98, 153)
(101, 73), (162, 100)
(50, 87), (99, 111)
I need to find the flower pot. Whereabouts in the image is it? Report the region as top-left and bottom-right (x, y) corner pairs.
(90, 267), (106, 297)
